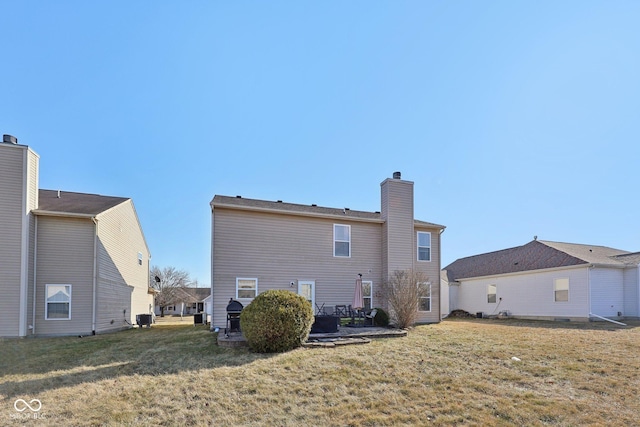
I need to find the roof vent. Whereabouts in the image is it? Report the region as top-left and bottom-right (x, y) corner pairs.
(277, 200), (282, 203)
(393, 171), (401, 179)
(3, 134), (18, 144)
(236, 195), (242, 198)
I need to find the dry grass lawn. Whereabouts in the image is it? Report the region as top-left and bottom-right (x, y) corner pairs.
(1, 319), (639, 426)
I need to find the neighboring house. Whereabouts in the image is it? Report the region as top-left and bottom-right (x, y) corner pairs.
(155, 287), (210, 316)
(210, 172), (445, 328)
(0, 135), (152, 337)
(443, 239), (640, 321)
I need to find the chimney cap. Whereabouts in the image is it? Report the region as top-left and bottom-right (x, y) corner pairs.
(392, 171), (401, 179)
(3, 134), (18, 144)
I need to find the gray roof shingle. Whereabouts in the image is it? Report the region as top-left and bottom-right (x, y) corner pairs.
(444, 240), (635, 282)
(37, 189), (129, 216)
(211, 194), (445, 229)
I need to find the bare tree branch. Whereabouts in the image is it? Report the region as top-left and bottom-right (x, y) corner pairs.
(150, 266), (193, 317)
(381, 269), (429, 329)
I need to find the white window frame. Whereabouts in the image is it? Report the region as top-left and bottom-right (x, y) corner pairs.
(362, 280), (373, 310)
(45, 284), (72, 320)
(417, 231), (432, 262)
(236, 278), (258, 300)
(554, 278), (569, 302)
(487, 284), (497, 303)
(418, 281), (432, 312)
(334, 224), (351, 257)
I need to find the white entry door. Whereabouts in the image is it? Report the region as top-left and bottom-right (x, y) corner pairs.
(298, 280), (315, 312)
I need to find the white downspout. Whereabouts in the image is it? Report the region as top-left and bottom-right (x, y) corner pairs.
(31, 215), (38, 335)
(438, 228), (445, 320)
(91, 217), (98, 334)
(210, 204), (215, 330)
(592, 264), (594, 319)
(637, 265), (640, 318)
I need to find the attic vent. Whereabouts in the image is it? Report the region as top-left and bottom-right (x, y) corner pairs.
(2, 134), (18, 144)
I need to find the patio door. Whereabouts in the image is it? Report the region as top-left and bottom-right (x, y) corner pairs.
(298, 280), (315, 312)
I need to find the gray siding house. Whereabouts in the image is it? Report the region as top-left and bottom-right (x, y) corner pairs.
(443, 239), (640, 321)
(210, 172), (445, 328)
(0, 135), (152, 337)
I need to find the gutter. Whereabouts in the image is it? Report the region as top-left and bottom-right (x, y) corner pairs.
(31, 210), (96, 219)
(212, 202), (385, 224)
(91, 217), (98, 334)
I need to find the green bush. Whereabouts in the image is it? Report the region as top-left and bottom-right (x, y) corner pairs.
(240, 290), (314, 353)
(373, 307), (390, 327)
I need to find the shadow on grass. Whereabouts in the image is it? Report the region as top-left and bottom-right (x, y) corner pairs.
(443, 317), (640, 331)
(0, 324), (277, 399)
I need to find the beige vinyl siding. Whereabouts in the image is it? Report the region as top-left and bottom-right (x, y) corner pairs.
(95, 280), (134, 332)
(212, 207), (382, 327)
(381, 178), (414, 277)
(0, 145), (27, 336)
(26, 151), (39, 334)
(96, 200), (151, 329)
(35, 216), (95, 335)
(414, 226), (442, 323)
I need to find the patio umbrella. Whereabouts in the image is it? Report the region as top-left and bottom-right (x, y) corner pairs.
(352, 275), (364, 311)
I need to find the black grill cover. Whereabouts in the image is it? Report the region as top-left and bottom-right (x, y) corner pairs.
(227, 299), (244, 312)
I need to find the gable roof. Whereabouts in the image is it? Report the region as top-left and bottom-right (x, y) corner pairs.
(444, 240), (635, 282)
(172, 287), (211, 303)
(211, 194), (445, 229)
(36, 190), (129, 216)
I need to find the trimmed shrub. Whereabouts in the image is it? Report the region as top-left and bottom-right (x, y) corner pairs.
(240, 290), (314, 353)
(373, 307), (389, 327)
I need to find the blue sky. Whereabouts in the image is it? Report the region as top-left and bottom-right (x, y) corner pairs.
(2, 2), (639, 285)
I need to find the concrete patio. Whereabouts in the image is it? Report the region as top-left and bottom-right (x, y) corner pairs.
(217, 325), (407, 348)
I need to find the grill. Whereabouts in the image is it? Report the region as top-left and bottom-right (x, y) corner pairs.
(225, 299), (244, 335)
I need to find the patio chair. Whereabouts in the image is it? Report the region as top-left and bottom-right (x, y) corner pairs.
(364, 309), (377, 327)
(334, 305), (348, 318)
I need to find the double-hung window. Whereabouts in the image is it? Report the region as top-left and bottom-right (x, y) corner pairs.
(487, 284), (497, 303)
(334, 224), (351, 257)
(46, 284), (71, 320)
(418, 282), (431, 312)
(362, 281), (373, 310)
(417, 232), (431, 261)
(554, 278), (569, 302)
(236, 278), (258, 299)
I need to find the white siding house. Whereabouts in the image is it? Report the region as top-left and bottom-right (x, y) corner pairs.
(0, 135), (153, 337)
(443, 240), (640, 321)
(210, 172), (445, 328)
